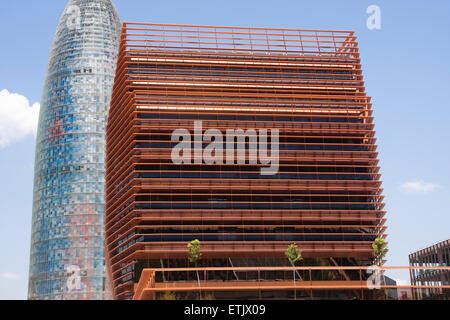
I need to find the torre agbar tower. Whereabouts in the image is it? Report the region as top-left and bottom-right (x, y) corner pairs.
(28, 0), (121, 300)
(106, 23), (387, 300)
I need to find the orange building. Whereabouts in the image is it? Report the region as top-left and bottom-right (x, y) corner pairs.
(105, 23), (387, 300)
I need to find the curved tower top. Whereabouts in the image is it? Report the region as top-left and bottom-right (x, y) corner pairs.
(28, 0), (121, 300)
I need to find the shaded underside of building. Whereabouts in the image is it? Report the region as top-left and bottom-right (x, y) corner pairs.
(105, 23), (387, 300)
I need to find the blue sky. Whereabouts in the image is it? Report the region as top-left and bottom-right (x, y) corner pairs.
(0, 0), (449, 299)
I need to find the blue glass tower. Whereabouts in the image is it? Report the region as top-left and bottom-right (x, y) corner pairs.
(28, 0), (121, 300)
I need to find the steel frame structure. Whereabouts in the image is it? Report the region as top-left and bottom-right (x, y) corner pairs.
(106, 23), (387, 300)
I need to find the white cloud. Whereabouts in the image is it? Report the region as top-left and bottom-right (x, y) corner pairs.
(399, 180), (442, 195)
(0, 272), (20, 280)
(0, 89), (40, 149)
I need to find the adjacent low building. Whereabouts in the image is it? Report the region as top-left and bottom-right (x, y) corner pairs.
(409, 239), (450, 300)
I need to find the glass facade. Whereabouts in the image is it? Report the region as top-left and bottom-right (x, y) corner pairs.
(28, 0), (121, 300)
